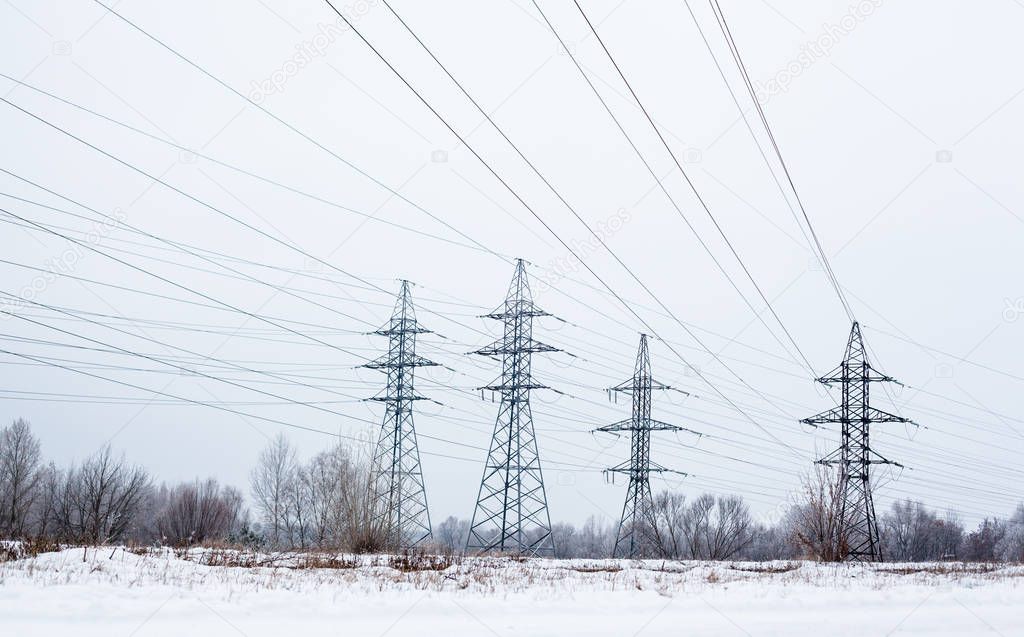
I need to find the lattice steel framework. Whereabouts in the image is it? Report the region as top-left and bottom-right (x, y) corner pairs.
(466, 259), (559, 556)
(363, 280), (437, 549)
(598, 334), (691, 558)
(802, 322), (908, 562)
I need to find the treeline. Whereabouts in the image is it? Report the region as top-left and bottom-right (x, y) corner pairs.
(0, 418), (249, 546)
(2, 419), (1022, 562)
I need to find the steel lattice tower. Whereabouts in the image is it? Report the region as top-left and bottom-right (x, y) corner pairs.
(802, 321), (908, 562)
(598, 335), (690, 558)
(466, 259), (559, 556)
(363, 280), (437, 549)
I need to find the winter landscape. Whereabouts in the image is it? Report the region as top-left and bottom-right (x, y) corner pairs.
(3, 546), (1024, 635)
(3, 1), (1023, 634)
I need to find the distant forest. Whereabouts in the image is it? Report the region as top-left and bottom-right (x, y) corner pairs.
(2, 418), (1022, 562)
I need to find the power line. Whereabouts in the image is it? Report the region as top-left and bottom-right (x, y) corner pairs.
(322, 0), (807, 461)
(556, 0), (820, 377)
(0, 28), (831, 434)
(0, 72), (492, 257)
(381, 0), (812, 379)
(704, 0), (854, 320)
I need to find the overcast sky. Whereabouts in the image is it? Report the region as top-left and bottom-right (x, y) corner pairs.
(1, 0), (1022, 530)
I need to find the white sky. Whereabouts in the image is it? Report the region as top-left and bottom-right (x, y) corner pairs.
(1, 0), (1022, 529)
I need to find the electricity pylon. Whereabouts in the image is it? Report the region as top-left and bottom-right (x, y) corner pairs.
(598, 334), (694, 558)
(466, 259), (559, 556)
(363, 280), (437, 549)
(802, 321), (910, 562)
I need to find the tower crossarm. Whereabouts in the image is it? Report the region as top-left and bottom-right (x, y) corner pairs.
(865, 406), (911, 424)
(371, 325), (432, 336)
(596, 418), (638, 433)
(605, 461), (685, 475)
(472, 339), (559, 356)
(361, 354), (438, 370)
(477, 382), (550, 393)
(481, 308), (551, 320)
(800, 406), (843, 425)
(366, 393), (431, 403)
(608, 378), (675, 394)
(816, 367), (900, 385)
(596, 418), (693, 434)
(802, 406), (911, 426)
(818, 447), (904, 468)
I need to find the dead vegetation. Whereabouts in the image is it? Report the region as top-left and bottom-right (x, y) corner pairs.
(729, 561), (801, 574)
(4, 542), (1023, 600)
(570, 564), (623, 573)
(876, 563), (1001, 576)
(0, 538), (63, 563)
(384, 552), (458, 572)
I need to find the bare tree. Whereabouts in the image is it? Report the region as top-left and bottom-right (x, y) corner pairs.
(577, 516), (615, 558)
(551, 522), (578, 559)
(44, 446), (150, 544)
(298, 443), (372, 549)
(30, 462), (61, 538)
(994, 504), (1024, 562)
(962, 517), (1005, 561)
(650, 492), (753, 560)
(251, 433), (298, 548)
(702, 495), (753, 560)
(250, 436), (380, 551)
(0, 418), (43, 537)
(651, 491), (688, 558)
(741, 522), (797, 561)
(433, 516), (470, 555)
(154, 479), (242, 546)
(680, 493), (716, 559)
(297, 452), (337, 549)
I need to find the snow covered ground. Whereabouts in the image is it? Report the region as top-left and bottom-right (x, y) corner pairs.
(1, 548), (1022, 636)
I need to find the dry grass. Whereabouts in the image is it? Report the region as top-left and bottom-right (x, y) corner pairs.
(295, 554), (358, 570)
(570, 565), (623, 573)
(877, 563), (1001, 576)
(729, 562), (801, 574)
(4, 543), (1023, 600)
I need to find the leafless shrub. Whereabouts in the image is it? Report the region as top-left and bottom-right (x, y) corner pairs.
(790, 465), (846, 561)
(198, 548), (262, 568)
(154, 479), (242, 547)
